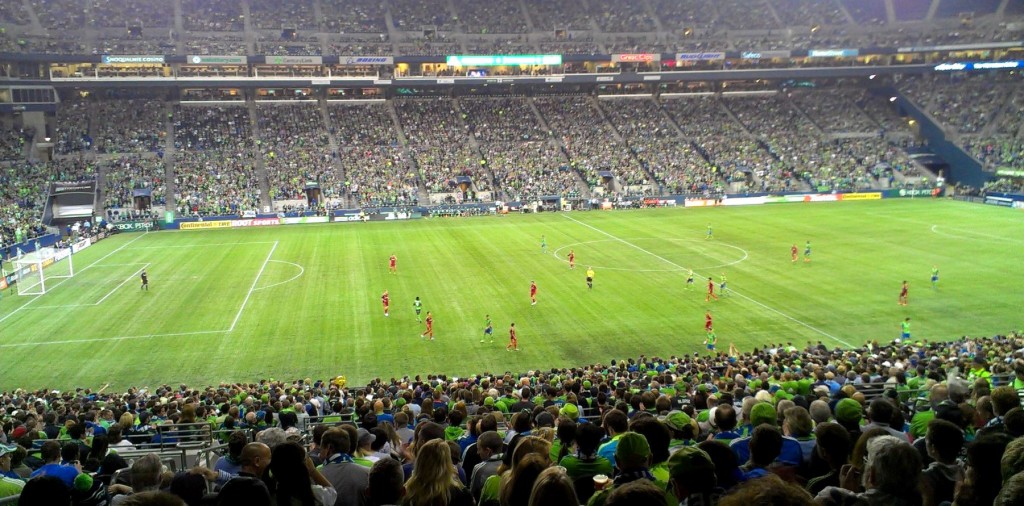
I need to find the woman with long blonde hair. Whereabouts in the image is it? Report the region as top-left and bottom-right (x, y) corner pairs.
(403, 439), (473, 506)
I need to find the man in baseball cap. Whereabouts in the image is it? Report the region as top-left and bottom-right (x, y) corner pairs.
(0, 443), (26, 499)
(667, 446), (720, 506)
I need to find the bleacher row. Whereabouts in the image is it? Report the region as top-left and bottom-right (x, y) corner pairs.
(2, 332), (1024, 505)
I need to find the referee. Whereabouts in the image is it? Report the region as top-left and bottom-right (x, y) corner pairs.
(586, 266), (595, 290)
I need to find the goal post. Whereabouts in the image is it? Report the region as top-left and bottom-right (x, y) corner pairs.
(12, 247), (75, 296)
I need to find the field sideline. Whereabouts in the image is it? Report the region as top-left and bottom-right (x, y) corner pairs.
(0, 199), (1021, 391)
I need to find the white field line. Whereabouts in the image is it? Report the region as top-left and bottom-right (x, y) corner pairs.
(91, 263), (151, 267)
(0, 329), (229, 349)
(130, 241), (277, 250)
(562, 215), (854, 347)
(229, 241), (279, 331)
(0, 232), (149, 325)
(252, 260), (305, 291)
(93, 264), (151, 306)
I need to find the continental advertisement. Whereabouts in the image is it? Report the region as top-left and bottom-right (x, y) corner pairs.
(180, 220), (232, 230)
(838, 192), (882, 201)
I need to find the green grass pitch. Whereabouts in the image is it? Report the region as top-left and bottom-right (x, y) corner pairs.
(0, 199), (1021, 391)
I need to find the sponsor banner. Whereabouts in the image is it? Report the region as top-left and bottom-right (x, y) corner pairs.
(51, 180), (96, 194)
(740, 50), (790, 60)
(230, 218), (281, 227)
(544, 76), (563, 83)
(765, 194), (840, 203)
(642, 198), (678, 207)
(340, 56), (393, 65)
(1014, 201), (1024, 209)
(985, 195), (1014, 207)
(102, 55), (165, 64)
(265, 55), (323, 65)
(445, 54), (562, 66)
(436, 78), (455, 84)
(180, 220), (231, 230)
(898, 41), (1024, 53)
(839, 192), (882, 201)
(685, 196), (765, 207)
(611, 53), (657, 63)
(188, 55), (247, 65)
(113, 220), (155, 232)
(596, 76), (614, 82)
(281, 216), (330, 225)
(884, 188), (937, 198)
(677, 52), (725, 61)
(996, 168), (1024, 178)
(334, 215), (362, 222)
(808, 49), (859, 58)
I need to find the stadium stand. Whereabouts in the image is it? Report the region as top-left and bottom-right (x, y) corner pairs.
(0, 332), (1021, 504)
(3, 1), (1024, 504)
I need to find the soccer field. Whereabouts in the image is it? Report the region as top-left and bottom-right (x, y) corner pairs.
(0, 199), (1021, 391)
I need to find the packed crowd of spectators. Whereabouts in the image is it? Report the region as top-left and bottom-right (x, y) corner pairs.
(484, 141), (578, 201)
(395, 99), (487, 197)
(90, 0), (170, 28)
(93, 100), (166, 155)
(181, 0), (243, 32)
(182, 36), (248, 56)
(256, 104), (337, 202)
(0, 159), (95, 248)
(789, 89), (882, 134)
(101, 155), (166, 210)
(663, 97), (788, 193)
(901, 73), (1013, 135)
(321, 0), (387, 34)
(174, 150), (262, 216)
(589, 0), (657, 33)
(173, 105), (253, 152)
(390, 0), (455, 31)
(248, 0), (317, 31)
(54, 98), (92, 155)
(3, 332), (1024, 505)
(522, 0), (593, 32)
(0, 126), (31, 161)
(535, 96), (642, 191)
(453, 0), (529, 34)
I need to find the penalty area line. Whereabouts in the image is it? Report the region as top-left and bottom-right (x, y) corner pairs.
(229, 241), (279, 331)
(561, 214), (854, 348)
(0, 232), (150, 325)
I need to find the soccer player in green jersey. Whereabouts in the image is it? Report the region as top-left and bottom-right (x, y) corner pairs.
(900, 318), (911, 342)
(719, 273), (729, 297)
(686, 269), (694, 289)
(931, 266), (939, 289)
(704, 329), (717, 351)
(706, 224), (713, 240)
(413, 297), (423, 322)
(804, 241), (812, 263)
(541, 235), (547, 254)
(481, 315), (494, 343)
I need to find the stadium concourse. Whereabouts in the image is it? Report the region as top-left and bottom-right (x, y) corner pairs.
(1, 333), (1024, 504)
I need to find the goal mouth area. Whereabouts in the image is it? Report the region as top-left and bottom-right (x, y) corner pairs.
(12, 247), (75, 296)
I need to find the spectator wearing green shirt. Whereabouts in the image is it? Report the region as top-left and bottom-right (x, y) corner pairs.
(910, 384), (949, 439)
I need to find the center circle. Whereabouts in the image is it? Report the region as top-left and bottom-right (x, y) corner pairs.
(551, 238), (748, 272)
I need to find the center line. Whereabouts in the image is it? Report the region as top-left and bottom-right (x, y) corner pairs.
(229, 241), (278, 331)
(562, 214), (854, 347)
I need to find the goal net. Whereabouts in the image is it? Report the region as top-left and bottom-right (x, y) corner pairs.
(12, 247), (75, 296)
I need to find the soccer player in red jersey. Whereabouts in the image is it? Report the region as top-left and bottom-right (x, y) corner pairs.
(705, 277), (719, 302)
(898, 280), (909, 306)
(705, 310), (713, 331)
(421, 311), (434, 340)
(567, 249), (575, 269)
(791, 244), (798, 263)
(506, 322), (518, 351)
(388, 254), (397, 274)
(530, 281), (538, 305)
(381, 290), (390, 316)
